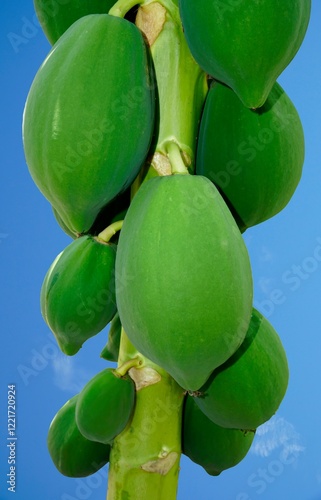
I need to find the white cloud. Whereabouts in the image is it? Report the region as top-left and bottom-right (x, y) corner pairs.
(258, 276), (274, 294)
(51, 355), (94, 393)
(251, 416), (305, 459)
(260, 245), (274, 263)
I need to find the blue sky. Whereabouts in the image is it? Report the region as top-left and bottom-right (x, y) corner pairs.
(1, 2), (321, 499)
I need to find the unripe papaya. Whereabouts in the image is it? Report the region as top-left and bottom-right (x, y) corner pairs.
(195, 309), (289, 430)
(34, 0), (116, 44)
(23, 14), (155, 234)
(183, 396), (255, 476)
(196, 82), (305, 231)
(76, 368), (135, 444)
(115, 174), (253, 391)
(52, 188), (130, 239)
(52, 207), (77, 239)
(47, 395), (110, 477)
(100, 312), (122, 362)
(41, 235), (117, 355)
(179, 0), (311, 108)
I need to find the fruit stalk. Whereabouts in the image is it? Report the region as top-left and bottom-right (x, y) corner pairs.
(106, 330), (185, 499)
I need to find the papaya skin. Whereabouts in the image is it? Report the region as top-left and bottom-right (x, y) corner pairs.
(52, 206), (78, 239)
(47, 395), (110, 477)
(179, 0), (311, 108)
(196, 81), (305, 230)
(22, 14), (155, 234)
(183, 396), (255, 476)
(115, 174), (253, 391)
(76, 368), (135, 445)
(33, 0), (116, 45)
(195, 309), (289, 430)
(41, 235), (117, 355)
(52, 187), (130, 239)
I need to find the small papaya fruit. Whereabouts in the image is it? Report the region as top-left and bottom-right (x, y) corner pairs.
(195, 309), (289, 430)
(183, 396), (255, 476)
(115, 174), (253, 391)
(196, 82), (305, 231)
(100, 312), (122, 362)
(179, 0), (311, 108)
(76, 368), (135, 444)
(41, 235), (117, 355)
(47, 395), (110, 477)
(23, 14), (155, 234)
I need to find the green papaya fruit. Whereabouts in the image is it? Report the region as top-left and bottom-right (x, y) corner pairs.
(41, 235), (117, 355)
(195, 308), (289, 430)
(47, 395), (110, 477)
(196, 82), (305, 231)
(183, 396), (255, 476)
(23, 14), (155, 235)
(34, 0), (116, 45)
(115, 174), (253, 391)
(179, 0), (311, 108)
(52, 187), (130, 239)
(52, 206), (77, 239)
(76, 368), (135, 444)
(100, 312), (122, 362)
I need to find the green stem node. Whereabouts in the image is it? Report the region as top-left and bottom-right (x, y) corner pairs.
(165, 141), (189, 175)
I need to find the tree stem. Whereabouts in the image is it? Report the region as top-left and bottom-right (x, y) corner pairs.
(136, 0), (208, 176)
(105, 1), (206, 498)
(106, 331), (185, 499)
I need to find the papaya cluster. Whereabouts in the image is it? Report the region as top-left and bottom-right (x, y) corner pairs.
(47, 368), (136, 477)
(24, 0), (310, 483)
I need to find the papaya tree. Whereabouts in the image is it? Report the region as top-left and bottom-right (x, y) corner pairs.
(23, 0), (311, 498)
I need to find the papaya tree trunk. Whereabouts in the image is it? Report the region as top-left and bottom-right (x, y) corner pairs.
(106, 331), (185, 499)
(106, 1), (207, 498)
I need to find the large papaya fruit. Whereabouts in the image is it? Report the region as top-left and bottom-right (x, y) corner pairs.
(195, 309), (289, 430)
(47, 395), (110, 477)
(76, 368), (135, 444)
(115, 174), (253, 391)
(41, 235), (117, 355)
(183, 396), (255, 476)
(34, 0), (116, 44)
(196, 82), (305, 231)
(23, 14), (155, 234)
(179, 0), (311, 108)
